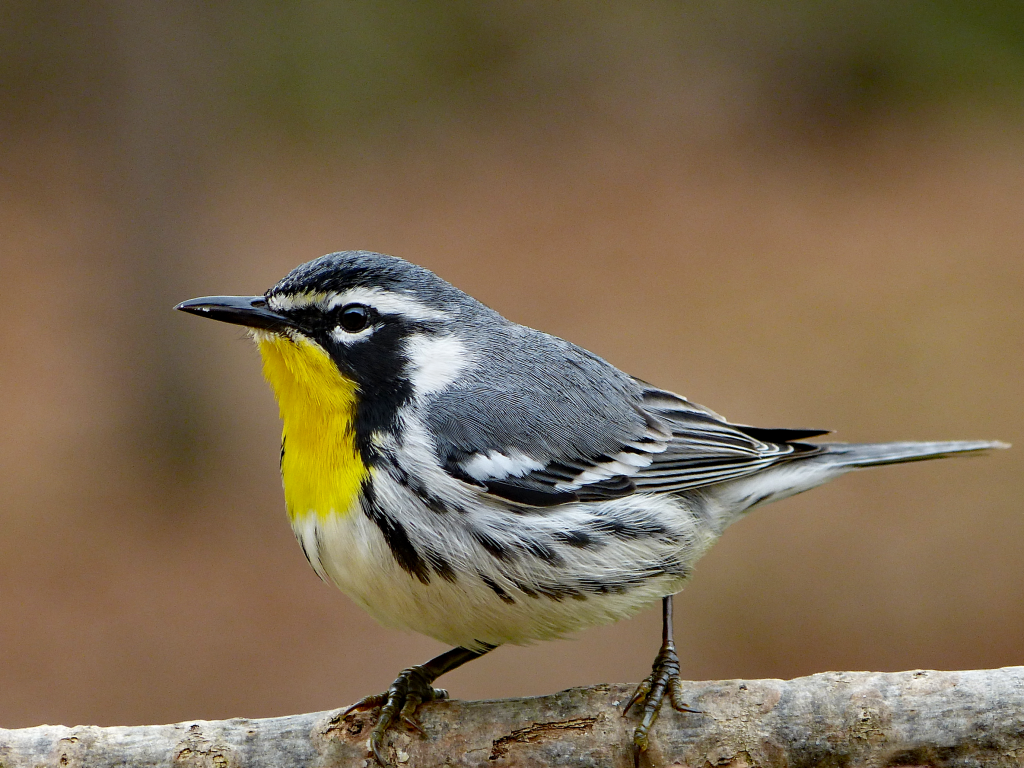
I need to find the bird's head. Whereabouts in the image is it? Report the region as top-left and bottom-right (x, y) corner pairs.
(177, 251), (499, 519)
(176, 251), (491, 418)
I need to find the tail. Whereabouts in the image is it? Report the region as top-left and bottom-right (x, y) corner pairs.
(814, 440), (1010, 468)
(714, 439), (1009, 516)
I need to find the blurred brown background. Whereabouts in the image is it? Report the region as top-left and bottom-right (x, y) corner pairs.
(1, 2), (1022, 729)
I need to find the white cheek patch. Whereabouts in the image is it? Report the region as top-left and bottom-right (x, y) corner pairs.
(460, 450), (545, 483)
(404, 333), (473, 397)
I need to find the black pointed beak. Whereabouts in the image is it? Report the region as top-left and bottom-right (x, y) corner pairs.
(174, 295), (296, 332)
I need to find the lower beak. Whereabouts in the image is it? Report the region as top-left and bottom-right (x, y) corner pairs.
(175, 295), (296, 332)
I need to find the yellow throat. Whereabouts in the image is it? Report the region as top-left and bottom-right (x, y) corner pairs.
(256, 333), (366, 521)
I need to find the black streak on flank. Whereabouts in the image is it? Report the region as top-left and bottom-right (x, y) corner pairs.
(383, 453), (452, 515)
(659, 555), (690, 579)
(470, 528), (516, 562)
(471, 528), (564, 565)
(743, 491), (774, 509)
(298, 534), (317, 571)
(313, 525), (326, 571)
(511, 567), (681, 603)
(480, 574), (516, 604)
(553, 529), (595, 548)
(506, 579), (588, 602)
(588, 517), (667, 540)
(577, 577), (630, 595)
(510, 578), (540, 599)
(360, 480), (431, 584)
(424, 549), (457, 583)
(421, 494), (451, 515)
(536, 583), (587, 602)
(522, 538), (563, 565)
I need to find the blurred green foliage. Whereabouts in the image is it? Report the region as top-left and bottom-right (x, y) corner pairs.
(3, 1), (1024, 140)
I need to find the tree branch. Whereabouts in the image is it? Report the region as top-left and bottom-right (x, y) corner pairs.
(2, 667), (1023, 767)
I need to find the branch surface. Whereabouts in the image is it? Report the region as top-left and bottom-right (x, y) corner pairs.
(2, 667), (1023, 767)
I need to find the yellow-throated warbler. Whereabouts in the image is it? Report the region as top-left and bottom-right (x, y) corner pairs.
(177, 251), (1007, 765)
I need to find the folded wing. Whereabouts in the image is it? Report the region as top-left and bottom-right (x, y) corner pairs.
(435, 380), (827, 507)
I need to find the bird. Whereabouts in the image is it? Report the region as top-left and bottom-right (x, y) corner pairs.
(176, 250), (1007, 766)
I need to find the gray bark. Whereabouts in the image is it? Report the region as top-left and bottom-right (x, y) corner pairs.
(2, 667), (1023, 767)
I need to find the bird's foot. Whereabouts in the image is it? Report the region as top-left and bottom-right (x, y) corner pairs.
(623, 640), (701, 766)
(341, 665), (449, 767)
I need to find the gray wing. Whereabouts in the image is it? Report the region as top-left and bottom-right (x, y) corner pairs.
(426, 340), (827, 506)
(627, 387), (827, 494)
(422, 328), (661, 505)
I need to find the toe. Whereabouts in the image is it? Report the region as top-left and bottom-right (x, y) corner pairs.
(371, 735), (392, 768)
(632, 726), (650, 767)
(669, 678), (702, 714)
(367, 690), (405, 766)
(342, 693), (388, 720)
(399, 692), (425, 735)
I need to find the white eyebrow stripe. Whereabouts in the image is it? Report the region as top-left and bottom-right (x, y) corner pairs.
(324, 287), (446, 321)
(269, 287), (447, 321)
(404, 333), (474, 396)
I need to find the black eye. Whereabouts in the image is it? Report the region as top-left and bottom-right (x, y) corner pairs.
(337, 303), (372, 333)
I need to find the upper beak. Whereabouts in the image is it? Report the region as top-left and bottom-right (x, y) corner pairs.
(174, 295), (296, 332)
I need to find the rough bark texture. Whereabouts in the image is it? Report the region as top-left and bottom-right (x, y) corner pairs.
(2, 667), (1023, 767)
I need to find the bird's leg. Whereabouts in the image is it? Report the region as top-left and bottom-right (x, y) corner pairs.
(342, 644), (494, 767)
(623, 596), (701, 766)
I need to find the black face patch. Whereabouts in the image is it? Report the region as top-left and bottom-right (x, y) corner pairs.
(275, 300), (441, 467)
(329, 322), (417, 462)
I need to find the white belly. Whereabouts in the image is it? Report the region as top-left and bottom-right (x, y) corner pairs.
(290, 488), (716, 649)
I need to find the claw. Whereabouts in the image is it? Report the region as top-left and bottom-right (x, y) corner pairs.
(625, 638), (701, 764)
(622, 677), (651, 717)
(371, 730), (391, 768)
(340, 645), (493, 767)
(351, 667), (451, 766)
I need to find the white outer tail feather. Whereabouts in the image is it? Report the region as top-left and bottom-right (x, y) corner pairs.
(713, 440), (1010, 518)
